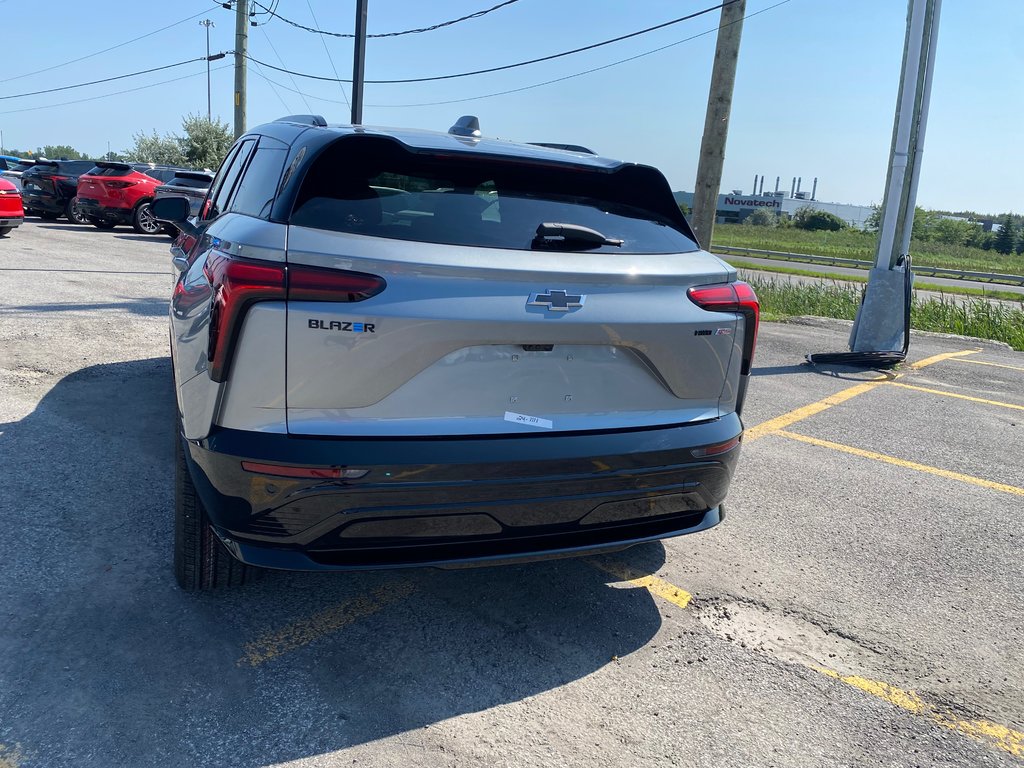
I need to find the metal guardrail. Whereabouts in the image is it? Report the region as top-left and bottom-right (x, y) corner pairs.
(711, 245), (1024, 288)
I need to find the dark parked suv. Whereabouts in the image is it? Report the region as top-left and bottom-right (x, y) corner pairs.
(20, 159), (97, 222)
(155, 115), (758, 591)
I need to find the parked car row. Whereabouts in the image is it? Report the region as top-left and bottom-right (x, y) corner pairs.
(0, 158), (212, 238)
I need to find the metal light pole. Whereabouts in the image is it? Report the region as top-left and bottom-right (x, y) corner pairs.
(351, 0), (368, 125)
(849, 0), (942, 353)
(200, 19), (215, 121)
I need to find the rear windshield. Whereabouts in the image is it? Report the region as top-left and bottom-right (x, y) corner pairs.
(89, 167), (132, 177)
(166, 176), (210, 189)
(290, 137), (698, 254)
(61, 161), (99, 175)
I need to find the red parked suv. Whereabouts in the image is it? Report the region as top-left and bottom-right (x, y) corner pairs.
(77, 162), (183, 234)
(0, 178), (24, 235)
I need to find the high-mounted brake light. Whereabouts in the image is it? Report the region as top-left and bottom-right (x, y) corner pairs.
(687, 281), (760, 375)
(202, 253), (386, 382)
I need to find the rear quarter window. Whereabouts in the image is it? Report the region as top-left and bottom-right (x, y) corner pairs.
(229, 147), (287, 218)
(289, 136), (698, 254)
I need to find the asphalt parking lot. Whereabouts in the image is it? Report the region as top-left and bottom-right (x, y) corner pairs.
(1, 220), (1022, 767)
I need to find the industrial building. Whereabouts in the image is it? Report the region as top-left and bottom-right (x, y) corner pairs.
(674, 175), (876, 229)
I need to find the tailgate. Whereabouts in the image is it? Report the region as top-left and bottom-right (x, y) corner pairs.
(284, 227), (741, 436)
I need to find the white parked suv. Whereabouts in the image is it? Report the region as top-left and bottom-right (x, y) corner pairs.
(154, 115), (759, 591)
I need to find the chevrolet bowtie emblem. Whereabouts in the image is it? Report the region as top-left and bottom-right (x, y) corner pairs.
(527, 289), (585, 312)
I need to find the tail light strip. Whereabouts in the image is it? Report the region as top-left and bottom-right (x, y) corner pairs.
(202, 253), (386, 382)
(687, 281), (760, 375)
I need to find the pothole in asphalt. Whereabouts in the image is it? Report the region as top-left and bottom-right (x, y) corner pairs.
(692, 599), (885, 677)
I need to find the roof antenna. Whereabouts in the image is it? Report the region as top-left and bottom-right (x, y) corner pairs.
(448, 116), (481, 138)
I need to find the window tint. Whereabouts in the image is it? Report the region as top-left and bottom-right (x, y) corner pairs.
(290, 137), (698, 254)
(168, 175), (211, 189)
(228, 147), (286, 218)
(62, 161), (98, 175)
(205, 139), (254, 220)
(90, 167), (132, 177)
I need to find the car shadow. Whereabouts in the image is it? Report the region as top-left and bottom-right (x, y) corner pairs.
(0, 297), (168, 317)
(0, 358), (668, 766)
(113, 234), (174, 244)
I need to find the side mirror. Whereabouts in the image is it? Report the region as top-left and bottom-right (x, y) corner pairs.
(152, 195), (198, 238)
(151, 195), (190, 223)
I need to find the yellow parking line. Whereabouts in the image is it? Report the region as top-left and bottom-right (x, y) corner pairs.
(745, 349), (979, 442)
(890, 382), (1024, 411)
(775, 430), (1024, 497)
(744, 378), (889, 442)
(816, 670), (1024, 758)
(238, 581), (416, 667)
(589, 558), (692, 609)
(949, 357), (1024, 373)
(596, 560), (1024, 759)
(907, 349), (981, 369)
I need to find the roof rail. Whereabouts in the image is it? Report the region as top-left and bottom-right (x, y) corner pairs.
(274, 114), (327, 127)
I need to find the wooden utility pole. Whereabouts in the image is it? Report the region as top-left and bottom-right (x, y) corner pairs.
(691, 0), (745, 250)
(351, 0), (369, 125)
(233, 0), (248, 138)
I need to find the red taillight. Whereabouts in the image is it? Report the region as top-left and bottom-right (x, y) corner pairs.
(687, 280), (760, 374)
(105, 180), (137, 189)
(202, 253), (386, 382)
(691, 435), (742, 458)
(288, 263), (387, 303)
(51, 175), (69, 182)
(240, 461), (369, 479)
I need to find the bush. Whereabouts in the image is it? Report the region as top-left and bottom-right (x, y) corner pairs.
(743, 208), (780, 227)
(793, 206), (846, 231)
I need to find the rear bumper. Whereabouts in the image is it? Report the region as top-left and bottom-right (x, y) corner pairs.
(184, 416), (744, 571)
(0, 216), (23, 228)
(21, 192), (62, 214)
(77, 199), (133, 224)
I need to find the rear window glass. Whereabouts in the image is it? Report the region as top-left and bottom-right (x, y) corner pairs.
(89, 167), (132, 177)
(167, 176), (210, 189)
(290, 137), (698, 254)
(62, 161), (99, 175)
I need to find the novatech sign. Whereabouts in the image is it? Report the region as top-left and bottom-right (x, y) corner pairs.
(722, 196), (781, 209)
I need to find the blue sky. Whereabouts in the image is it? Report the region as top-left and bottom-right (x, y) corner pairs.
(1, 0), (1020, 215)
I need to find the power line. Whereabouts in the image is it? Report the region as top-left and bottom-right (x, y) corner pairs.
(0, 65), (232, 116)
(248, 0), (520, 39)
(258, 27), (313, 112)
(249, 58), (294, 113)
(241, 1), (735, 85)
(0, 10), (213, 85)
(305, 0), (350, 108)
(242, 0), (790, 112)
(371, 0), (791, 108)
(0, 56), (223, 101)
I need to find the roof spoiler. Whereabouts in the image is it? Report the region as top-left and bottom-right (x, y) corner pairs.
(34, 159), (59, 167)
(275, 114), (327, 127)
(96, 161), (132, 170)
(172, 170), (214, 182)
(528, 142), (596, 155)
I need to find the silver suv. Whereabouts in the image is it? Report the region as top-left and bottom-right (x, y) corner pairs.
(155, 115), (758, 591)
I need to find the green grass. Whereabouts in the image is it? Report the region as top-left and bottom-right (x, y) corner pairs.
(725, 258), (1024, 303)
(711, 223), (1024, 276)
(747, 276), (1024, 351)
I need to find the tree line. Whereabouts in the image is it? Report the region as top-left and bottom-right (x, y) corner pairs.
(4, 114), (233, 172)
(741, 204), (1023, 255)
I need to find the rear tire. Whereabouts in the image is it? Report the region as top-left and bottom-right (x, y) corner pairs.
(0, 227), (11, 236)
(88, 217), (116, 230)
(132, 201), (161, 234)
(174, 433), (257, 591)
(66, 196), (89, 224)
